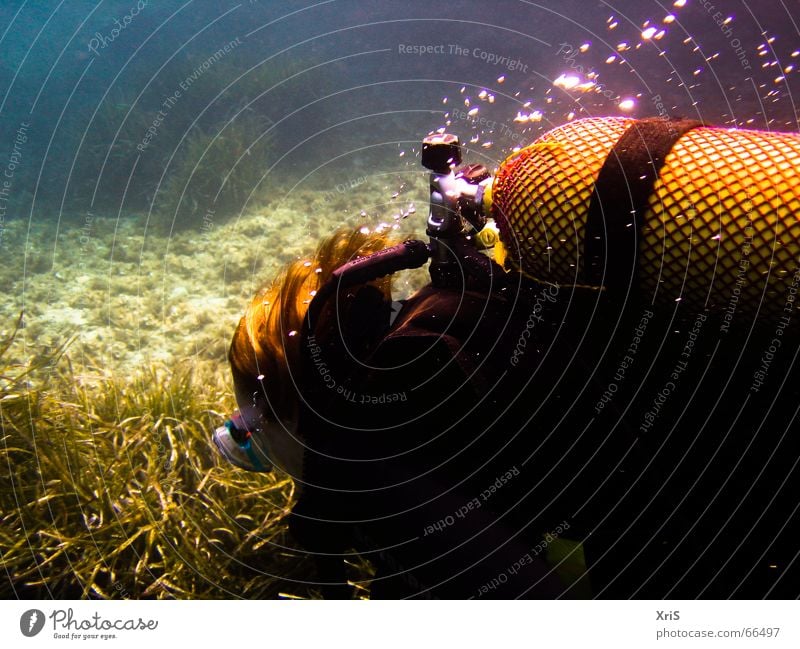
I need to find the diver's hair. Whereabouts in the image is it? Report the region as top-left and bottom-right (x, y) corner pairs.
(228, 228), (394, 422)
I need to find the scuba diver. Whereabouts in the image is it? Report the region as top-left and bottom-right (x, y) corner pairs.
(214, 116), (800, 599)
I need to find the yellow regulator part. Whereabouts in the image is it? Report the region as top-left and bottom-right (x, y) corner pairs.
(475, 219), (500, 248)
(481, 183), (493, 216)
(490, 117), (800, 319)
(473, 219), (508, 268)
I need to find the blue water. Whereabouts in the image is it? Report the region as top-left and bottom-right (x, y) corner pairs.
(1, 1), (797, 231)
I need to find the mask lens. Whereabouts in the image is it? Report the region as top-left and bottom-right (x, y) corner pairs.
(212, 410), (272, 473)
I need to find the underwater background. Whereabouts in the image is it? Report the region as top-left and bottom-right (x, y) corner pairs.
(1, 0), (799, 598)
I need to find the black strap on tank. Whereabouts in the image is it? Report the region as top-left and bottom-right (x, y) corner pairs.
(583, 117), (702, 291)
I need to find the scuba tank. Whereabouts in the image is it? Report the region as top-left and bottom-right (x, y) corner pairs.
(489, 117), (800, 319)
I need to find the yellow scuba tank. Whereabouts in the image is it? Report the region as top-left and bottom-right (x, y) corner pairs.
(489, 117), (800, 320)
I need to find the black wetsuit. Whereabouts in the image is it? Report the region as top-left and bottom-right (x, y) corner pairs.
(290, 274), (800, 599)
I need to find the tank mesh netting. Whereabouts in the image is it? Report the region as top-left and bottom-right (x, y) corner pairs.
(492, 117), (629, 287)
(491, 117), (800, 318)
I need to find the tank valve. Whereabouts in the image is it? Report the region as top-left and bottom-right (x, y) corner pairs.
(422, 133), (497, 287)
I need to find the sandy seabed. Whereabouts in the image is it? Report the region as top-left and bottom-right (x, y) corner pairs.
(1, 177), (428, 384)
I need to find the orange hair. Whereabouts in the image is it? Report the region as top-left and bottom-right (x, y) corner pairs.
(228, 228), (394, 422)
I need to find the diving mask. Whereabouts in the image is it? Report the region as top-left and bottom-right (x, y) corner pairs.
(212, 410), (272, 473)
